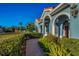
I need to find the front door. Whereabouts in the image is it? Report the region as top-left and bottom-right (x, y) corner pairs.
(63, 21), (69, 38)
(64, 25), (69, 37)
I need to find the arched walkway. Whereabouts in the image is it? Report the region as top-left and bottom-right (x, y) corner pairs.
(40, 25), (42, 34)
(44, 16), (50, 36)
(53, 14), (70, 38)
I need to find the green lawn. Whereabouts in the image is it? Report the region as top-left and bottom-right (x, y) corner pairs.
(61, 38), (79, 56)
(0, 33), (22, 39)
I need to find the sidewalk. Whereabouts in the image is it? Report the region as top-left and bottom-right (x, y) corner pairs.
(26, 39), (44, 56)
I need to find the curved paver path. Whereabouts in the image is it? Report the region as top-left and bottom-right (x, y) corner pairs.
(26, 39), (44, 56)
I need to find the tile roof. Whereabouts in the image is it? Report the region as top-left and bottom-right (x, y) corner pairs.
(44, 7), (54, 12)
(36, 19), (42, 24)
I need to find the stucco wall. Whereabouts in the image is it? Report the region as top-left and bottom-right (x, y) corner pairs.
(51, 6), (71, 37)
(42, 10), (52, 35)
(70, 4), (79, 39)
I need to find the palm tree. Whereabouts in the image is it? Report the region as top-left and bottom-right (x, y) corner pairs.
(19, 22), (23, 32)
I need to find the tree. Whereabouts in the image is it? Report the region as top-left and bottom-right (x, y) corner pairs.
(26, 23), (35, 32)
(18, 22), (23, 32)
(2, 26), (6, 32)
(11, 26), (15, 32)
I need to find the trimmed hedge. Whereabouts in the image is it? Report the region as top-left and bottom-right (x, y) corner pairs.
(24, 32), (43, 39)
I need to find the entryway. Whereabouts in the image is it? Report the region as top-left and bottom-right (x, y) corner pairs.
(54, 14), (70, 38)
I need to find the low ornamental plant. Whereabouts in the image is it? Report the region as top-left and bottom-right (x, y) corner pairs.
(39, 34), (72, 56)
(0, 34), (25, 56)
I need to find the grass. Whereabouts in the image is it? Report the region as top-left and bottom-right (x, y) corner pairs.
(61, 38), (79, 56)
(0, 33), (21, 40)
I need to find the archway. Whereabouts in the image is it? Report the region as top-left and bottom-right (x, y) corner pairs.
(40, 25), (42, 34)
(54, 14), (70, 38)
(63, 21), (69, 37)
(44, 16), (50, 35)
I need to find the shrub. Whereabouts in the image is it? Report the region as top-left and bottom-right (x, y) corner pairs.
(45, 34), (58, 43)
(0, 34), (25, 56)
(25, 32), (43, 39)
(31, 32), (43, 38)
(39, 34), (71, 56)
(48, 41), (71, 56)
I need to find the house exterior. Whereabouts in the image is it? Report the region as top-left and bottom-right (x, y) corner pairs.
(35, 18), (43, 33)
(35, 3), (79, 39)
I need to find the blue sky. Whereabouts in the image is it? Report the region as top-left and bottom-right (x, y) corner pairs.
(0, 3), (59, 27)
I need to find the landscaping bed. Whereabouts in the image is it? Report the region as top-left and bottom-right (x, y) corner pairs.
(39, 34), (79, 56)
(24, 32), (43, 39)
(0, 33), (25, 56)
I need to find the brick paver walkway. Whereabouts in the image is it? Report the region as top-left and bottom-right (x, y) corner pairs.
(26, 39), (44, 56)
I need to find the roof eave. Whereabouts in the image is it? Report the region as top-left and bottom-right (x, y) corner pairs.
(50, 3), (64, 15)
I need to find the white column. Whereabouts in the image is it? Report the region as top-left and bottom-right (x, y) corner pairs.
(44, 26), (47, 36)
(42, 20), (45, 35)
(60, 24), (63, 38)
(52, 23), (55, 35)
